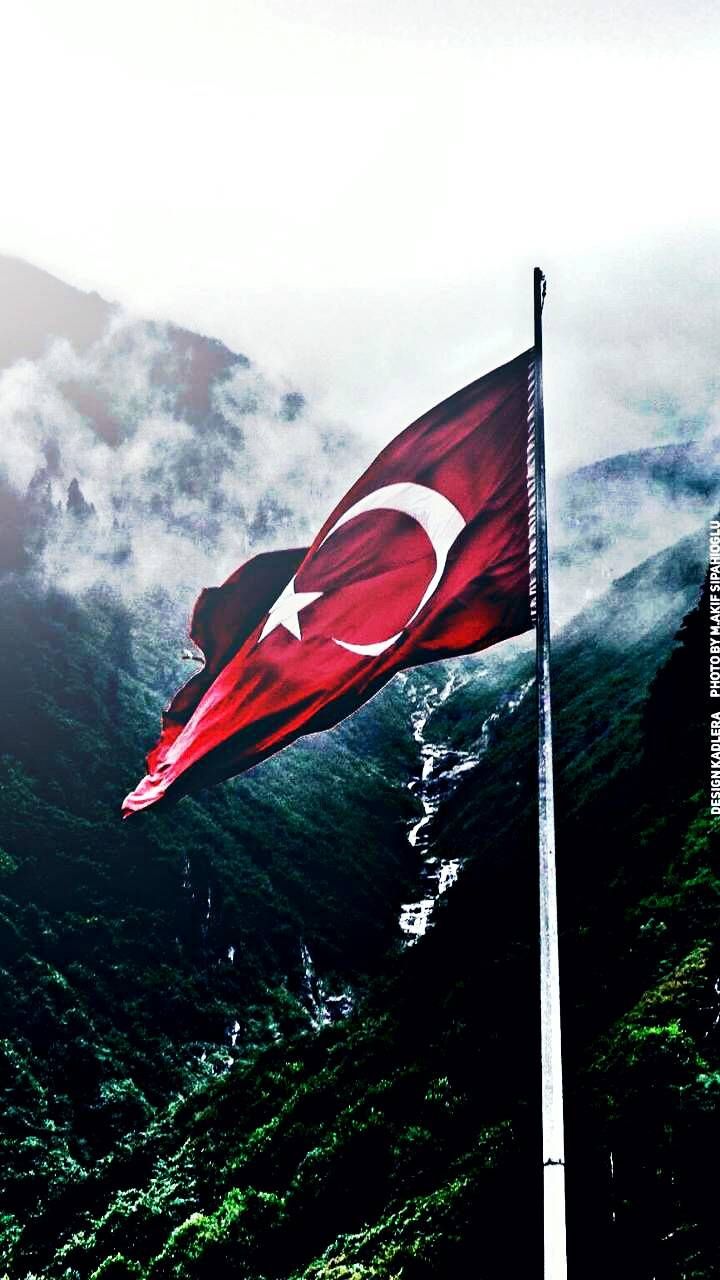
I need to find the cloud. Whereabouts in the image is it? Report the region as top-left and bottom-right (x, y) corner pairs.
(1, 260), (717, 641)
(0, 312), (363, 612)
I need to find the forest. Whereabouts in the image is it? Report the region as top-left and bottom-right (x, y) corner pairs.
(0, 257), (717, 1278)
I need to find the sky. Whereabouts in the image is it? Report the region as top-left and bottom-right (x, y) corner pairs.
(1, 0), (719, 471)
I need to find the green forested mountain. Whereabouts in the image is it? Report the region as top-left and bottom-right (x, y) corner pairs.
(0, 523), (714, 1279)
(0, 574), (424, 1273)
(0, 260), (717, 1279)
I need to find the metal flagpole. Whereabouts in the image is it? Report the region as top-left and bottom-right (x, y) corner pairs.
(533, 266), (567, 1279)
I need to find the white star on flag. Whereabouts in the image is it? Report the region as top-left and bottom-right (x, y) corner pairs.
(258, 577), (323, 642)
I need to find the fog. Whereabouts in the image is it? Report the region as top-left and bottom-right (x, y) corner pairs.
(2, 1), (718, 477)
(1, 0), (718, 628)
(0, 310), (362, 609)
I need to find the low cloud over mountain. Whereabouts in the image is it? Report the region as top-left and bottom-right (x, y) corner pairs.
(0, 256), (361, 605)
(1, 256), (718, 630)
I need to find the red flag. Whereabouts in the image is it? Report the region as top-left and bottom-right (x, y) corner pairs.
(123, 349), (535, 816)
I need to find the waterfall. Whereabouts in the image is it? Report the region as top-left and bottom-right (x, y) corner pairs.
(399, 667), (534, 945)
(300, 942), (354, 1030)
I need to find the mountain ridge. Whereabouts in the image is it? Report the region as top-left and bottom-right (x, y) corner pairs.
(3, 519), (707, 1280)
(0, 258), (716, 1277)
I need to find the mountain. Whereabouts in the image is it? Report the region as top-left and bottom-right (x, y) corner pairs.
(0, 254), (248, 417)
(549, 436), (720, 624)
(0, 261), (716, 1278)
(2, 527), (710, 1280)
(2, 256), (716, 610)
(0, 256), (326, 591)
(0, 256), (111, 370)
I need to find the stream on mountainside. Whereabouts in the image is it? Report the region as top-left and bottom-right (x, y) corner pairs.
(398, 667), (534, 945)
(299, 941), (355, 1031)
(212, 667), (534, 1055)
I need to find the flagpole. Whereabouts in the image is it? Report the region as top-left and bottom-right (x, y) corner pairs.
(533, 266), (567, 1280)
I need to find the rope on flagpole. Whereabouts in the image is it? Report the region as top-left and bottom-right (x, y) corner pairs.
(533, 266), (568, 1280)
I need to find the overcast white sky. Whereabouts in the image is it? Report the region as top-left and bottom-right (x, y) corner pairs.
(2, 0), (719, 470)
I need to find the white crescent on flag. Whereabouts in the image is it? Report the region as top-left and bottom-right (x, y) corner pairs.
(259, 482), (466, 655)
(319, 482), (466, 655)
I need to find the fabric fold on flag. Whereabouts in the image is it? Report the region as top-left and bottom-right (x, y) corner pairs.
(145, 546), (307, 774)
(123, 348), (535, 816)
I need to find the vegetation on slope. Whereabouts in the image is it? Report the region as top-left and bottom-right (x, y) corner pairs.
(0, 575), (422, 1277)
(0, 527), (713, 1279)
(1, 258), (717, 1278)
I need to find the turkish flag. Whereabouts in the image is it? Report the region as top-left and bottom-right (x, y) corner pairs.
(122, 349), (535, 816)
